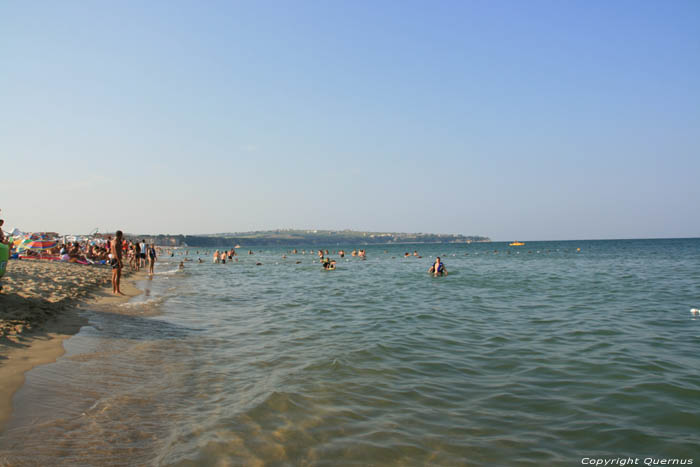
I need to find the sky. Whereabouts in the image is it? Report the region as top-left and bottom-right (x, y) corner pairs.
(1, 0), (699, 241)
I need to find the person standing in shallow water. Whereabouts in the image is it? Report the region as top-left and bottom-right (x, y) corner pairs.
(148, 244), (157, 276)
(428, 256), (447, 276)
(110, 230), (124, 295)
(139, 239), (147, 268)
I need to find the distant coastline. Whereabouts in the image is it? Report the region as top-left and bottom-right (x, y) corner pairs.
(127, 229), (491, 248)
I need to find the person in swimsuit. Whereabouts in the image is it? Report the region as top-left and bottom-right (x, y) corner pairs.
(428, 257), (448, 276)
(148, 244), (157, 276)
(133, 242), (141, 271)
(139, 239), (147, 268)
(111, 230), (124, 294)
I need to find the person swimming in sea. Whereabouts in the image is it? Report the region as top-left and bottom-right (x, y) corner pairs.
(428, 257), (448, 276)
(179, 261), (184, 270)
(322, 257), (336, 270)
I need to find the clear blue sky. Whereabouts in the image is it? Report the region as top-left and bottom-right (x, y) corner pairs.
(2, 0), (698, 240)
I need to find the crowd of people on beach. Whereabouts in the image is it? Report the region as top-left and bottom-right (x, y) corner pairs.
(1, 214), (450, 296)
(13, 234), (159, 275)
(97, 231), (161, 295)
(0, 219), (163, 294)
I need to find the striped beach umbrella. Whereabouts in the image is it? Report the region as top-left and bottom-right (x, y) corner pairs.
(23, 239), (58, 251)
(17, 233), (58, 253)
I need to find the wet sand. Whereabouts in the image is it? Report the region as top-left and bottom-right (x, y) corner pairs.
(0, 260), (146, 432)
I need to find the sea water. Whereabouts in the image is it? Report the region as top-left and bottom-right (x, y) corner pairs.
(1, 239), (699, 465)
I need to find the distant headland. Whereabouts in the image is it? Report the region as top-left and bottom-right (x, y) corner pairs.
(129, 229), (490, 247)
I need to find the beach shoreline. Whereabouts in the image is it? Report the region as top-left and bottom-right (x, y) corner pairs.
(0, 260), (146, 432)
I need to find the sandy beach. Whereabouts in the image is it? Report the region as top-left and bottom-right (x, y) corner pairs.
(1, 261), (113, 339)
(0, 260), (145, 432)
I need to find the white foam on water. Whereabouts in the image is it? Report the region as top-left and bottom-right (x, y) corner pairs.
(119, 295), (167, 309)
(155, 268), (184, 276)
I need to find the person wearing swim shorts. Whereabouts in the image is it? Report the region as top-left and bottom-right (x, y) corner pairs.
(139, 239), (147, 267)
(111, 230), (124, 295)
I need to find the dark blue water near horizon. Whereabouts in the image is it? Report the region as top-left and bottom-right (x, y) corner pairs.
(1, 238), (699, 466)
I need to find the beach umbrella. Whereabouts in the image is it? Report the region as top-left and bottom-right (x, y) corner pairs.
(22, 239), (58, 251)
(29, 232), (52, 241)
(17, 232), (58, 254)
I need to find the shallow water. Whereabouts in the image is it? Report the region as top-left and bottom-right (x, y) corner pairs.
(1, 239), (699, 465)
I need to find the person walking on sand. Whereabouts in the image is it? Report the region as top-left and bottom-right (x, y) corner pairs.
(148, 244), (157, 276)
(111, 230), (124, 295)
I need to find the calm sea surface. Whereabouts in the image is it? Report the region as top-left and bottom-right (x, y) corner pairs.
(1, 239), (699, 466)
